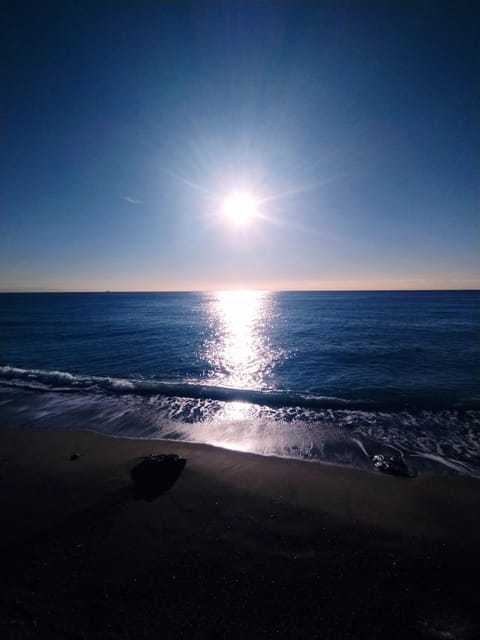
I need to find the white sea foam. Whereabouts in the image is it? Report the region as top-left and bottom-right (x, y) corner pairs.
(1, 365), (478, 412)
(1, 364), (480, 475)
(1, 379), (479, 477)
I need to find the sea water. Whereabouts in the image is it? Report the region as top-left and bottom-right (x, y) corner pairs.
(1, 291), (479, 475)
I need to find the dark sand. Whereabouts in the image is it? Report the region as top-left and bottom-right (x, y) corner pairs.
(1, 425), (479, 639)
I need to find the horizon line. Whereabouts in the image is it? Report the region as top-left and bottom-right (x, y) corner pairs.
(1, 288), (479, 294)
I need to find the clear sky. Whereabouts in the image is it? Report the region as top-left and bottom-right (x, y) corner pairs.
(1, 0), (479, 291)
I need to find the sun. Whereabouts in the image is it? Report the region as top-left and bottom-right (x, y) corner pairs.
(222, 191), (259, 226)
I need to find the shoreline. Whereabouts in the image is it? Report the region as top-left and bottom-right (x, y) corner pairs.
(2, 384), (479, 481)
(1, 424), (480, 638)
(2, 423), (480, 543)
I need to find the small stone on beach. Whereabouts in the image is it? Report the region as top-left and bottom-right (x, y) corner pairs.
(131, 453), (186, 501)
(372, 454), (409, 477)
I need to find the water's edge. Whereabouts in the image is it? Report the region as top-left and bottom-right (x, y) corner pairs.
(1, 377), (479, 479)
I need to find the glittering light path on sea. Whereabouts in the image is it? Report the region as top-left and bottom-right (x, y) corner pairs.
(1, 291), (479, 475)
(203, 290), (283, 389)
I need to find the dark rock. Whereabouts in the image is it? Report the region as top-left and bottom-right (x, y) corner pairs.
(131, 454), (186, 501)
(70, 453), (80, 461)
(372, 454), (410, 477)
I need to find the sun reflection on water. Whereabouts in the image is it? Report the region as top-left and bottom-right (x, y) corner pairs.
(204, 290), (278, 393)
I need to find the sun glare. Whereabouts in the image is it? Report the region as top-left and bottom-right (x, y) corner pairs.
(222, 191), (259, 226)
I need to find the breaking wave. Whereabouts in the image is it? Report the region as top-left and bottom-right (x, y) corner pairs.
(1, 365), (479, 412)
(1, 365), (480, 478)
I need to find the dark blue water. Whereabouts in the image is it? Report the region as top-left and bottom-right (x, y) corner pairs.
(1, 291), (479, 475)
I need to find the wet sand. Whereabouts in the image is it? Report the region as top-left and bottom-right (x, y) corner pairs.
(1, 425), (479, 639)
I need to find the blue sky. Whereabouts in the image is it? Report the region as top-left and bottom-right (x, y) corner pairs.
(1, 0), (479, 291)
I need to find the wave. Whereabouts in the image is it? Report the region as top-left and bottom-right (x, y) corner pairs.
(1, 366), (479, 478)
(1, 365), (479, 411)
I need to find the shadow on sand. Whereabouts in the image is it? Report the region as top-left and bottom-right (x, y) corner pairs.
(131, 454), (187, 501)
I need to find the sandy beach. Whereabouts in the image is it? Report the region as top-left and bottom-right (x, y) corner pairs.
(1, 424), (479, 639)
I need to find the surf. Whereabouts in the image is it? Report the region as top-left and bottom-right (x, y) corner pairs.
(1, 365), (479, 411)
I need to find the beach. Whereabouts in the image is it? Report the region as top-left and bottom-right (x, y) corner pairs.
(3, 0), (480, 636)
(1, 425), (479, 639)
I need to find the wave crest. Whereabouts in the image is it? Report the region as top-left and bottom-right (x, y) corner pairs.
(0, 365), (478, 411)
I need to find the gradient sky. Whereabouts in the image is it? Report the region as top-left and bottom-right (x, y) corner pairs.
(1, 0), (479, 291)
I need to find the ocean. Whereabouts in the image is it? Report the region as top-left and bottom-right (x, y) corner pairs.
(1, 290), (479, 476)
